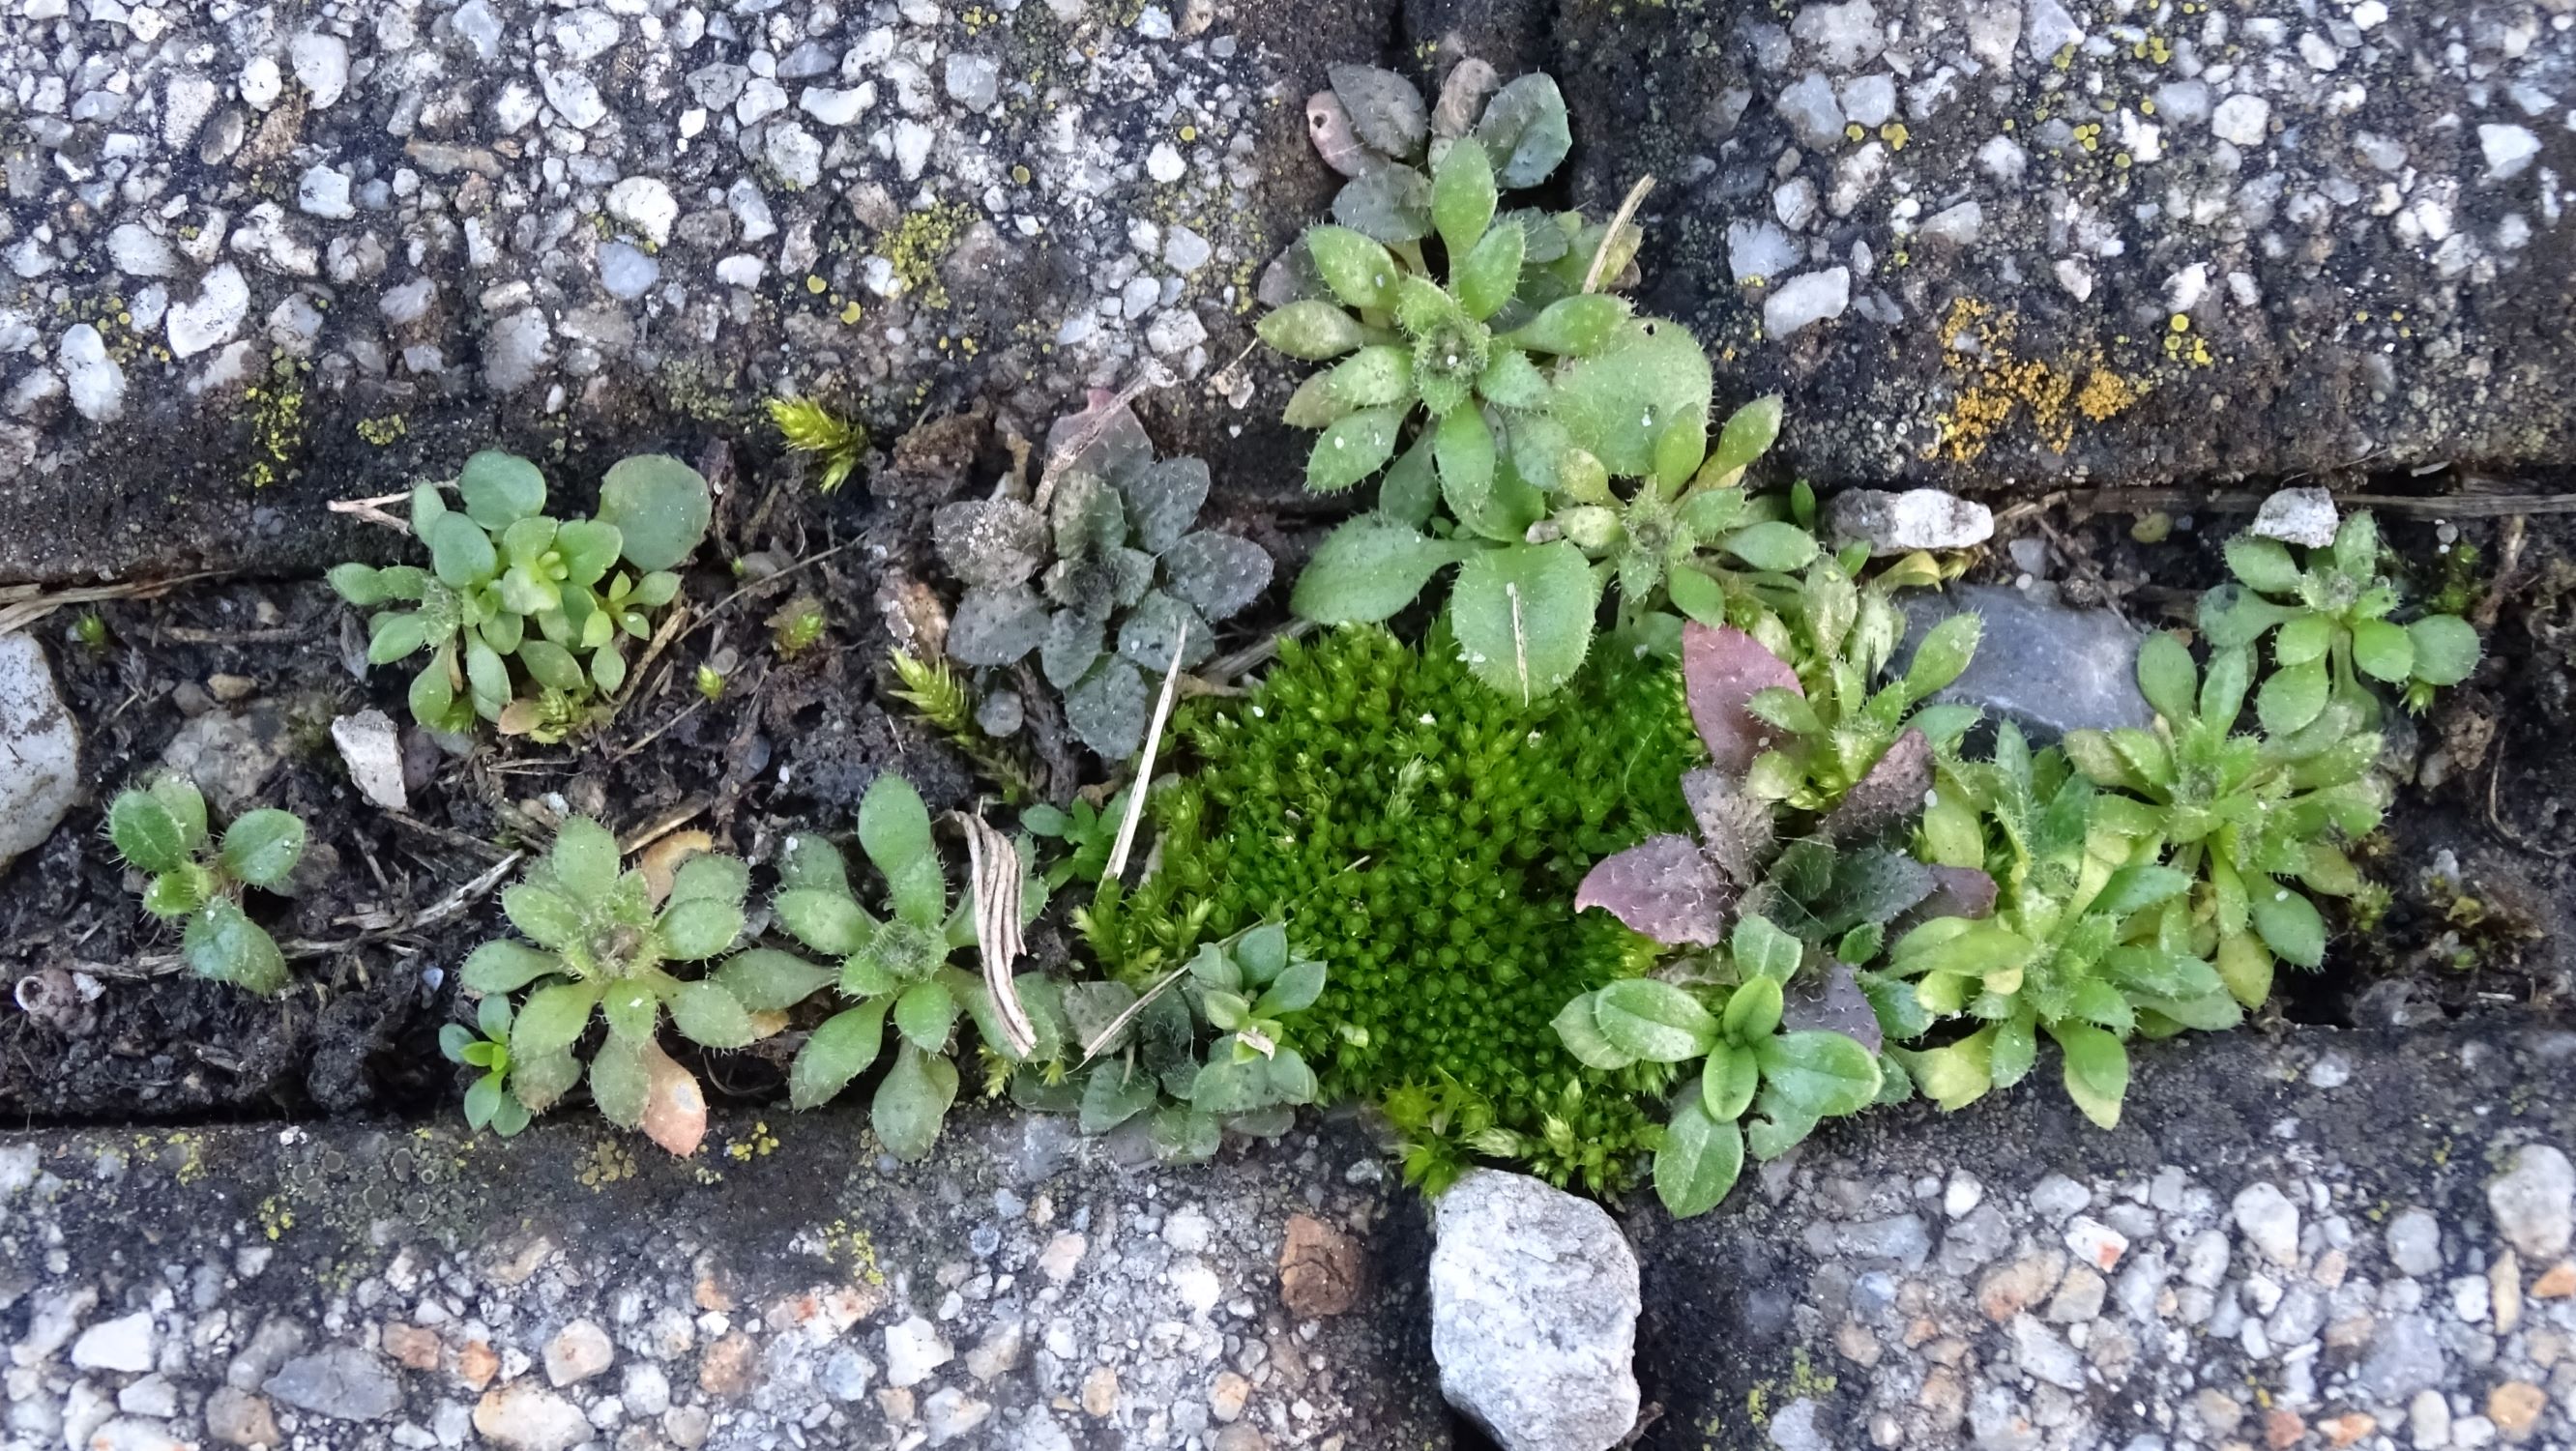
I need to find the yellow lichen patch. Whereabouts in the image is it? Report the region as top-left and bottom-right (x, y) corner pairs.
(878, 200), (976, 310)
(242, 353), (310, 490)
(576, 1139), (637, 1188)
(722, 1120), (780, 1162)
(356, 414), (408, 446)
(1930, 297), (2149, 461)
(816, 1219), (890, 1287)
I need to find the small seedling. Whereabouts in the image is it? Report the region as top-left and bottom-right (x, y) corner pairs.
(439, 994), (553, 1137)
(769, 595), (827, 657)
(108, 777), (307, 995)
(733, 773), (1056, 1160)
(934, 397), (1272, 757)
(73, 612), (109, 651)
(458, 818), (756, 1157)
(695, 665), (728, 702)
(1039, 922), (1325, 1162)
(1021, 791), (1127, 889)
(2200, 511), (2482, 724)
(331, 450), (711, 738)
(769, 395), (869, 494)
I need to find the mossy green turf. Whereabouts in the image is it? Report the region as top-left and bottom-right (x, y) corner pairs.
(1091, 624), (1697, 1189)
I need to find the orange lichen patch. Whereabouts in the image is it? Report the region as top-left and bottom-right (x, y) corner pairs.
(1930, 297), (2148, 462)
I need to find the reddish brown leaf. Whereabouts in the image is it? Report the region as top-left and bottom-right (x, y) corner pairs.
(1573, 834), (1736, 947)
(1682, 623), (1802, 776)
(1305, 91), (1379, 178)
(1919, 865), (2000, 920)
(1682, 767), (1772, 885)
(639, 1039), (709, 1158)
(1820, 728), (1933, 842)
(1781, 962), (1883, 1054)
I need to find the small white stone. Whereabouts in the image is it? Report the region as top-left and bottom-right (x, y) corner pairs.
(330, 711), (407, 812)
(297, 164), (355, 219)
(1791, 0), (1887, 71)
(605, 177), (678, 247)
(1944, 1172), (1985, 1219)
(72, 1312), (157, 1374)
(893, 120), (935, 182)
(240, 55), (282, 109)
(800, 85), (873, 127)
(2479, 124), (2540, 181)
(765, 125), (823, 189)
(2299, 32), (2341, 70)
(1775, 72), (1845, 150)
(2250, 486), (2338, 548)
(59, 324), (124, 422)
(1763, 267), (1851, 340)
(2233, 1182), (2301, 1267)
(1976, 132), (2028, 183)
(290, 32), (350, 108)
(884, 1318), (952, 1389)
(2352, 0), (2387, 27)
(109, 223), (179, 277)
(168, 263), (250, 357)
(944, 53), (1000, 111)
(1838, 72), (1896, 128)
(2210, 93), (2270, 147)
(1727, 219), (1802, 281)
(736, 77), (789, 125)
(541, 68), (609, 130)
(1146, 142), (1186, 183)
(2054, 257), (2094, 301)
(1774, 177), (1821, 230)
(714, 255), (766, 287)
(1919, 199), (1983, 247)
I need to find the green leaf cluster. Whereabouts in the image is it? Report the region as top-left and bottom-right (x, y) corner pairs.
(1018, 923), (1325, 1162)
(108, 776), (307, 996)
(2063, 634), (2389, 1000)
(1021, 791), (1127, 889)
(440, 995), (536, 1137)
(1271, 66), (1816, 701)
(330, 450), (712, 740)
(1078, 623), (1699, 1194)
(2200, 512), (2482, 726)
(934, 399), (1273, 758)
(1888, 725), (2236, 1132)
(456, 818), (752, 1144)
(1555, 915), (1883, 1216)
(736, 773), (1056, 1161)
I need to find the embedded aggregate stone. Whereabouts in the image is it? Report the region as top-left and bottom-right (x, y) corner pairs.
(1896, 584), (2155, 741)
(0, 632), (80, 868)
(0, 1111), (1447, 1451)
(4, 0), (2569, 588)
(1624, 1019), (2576, 1451)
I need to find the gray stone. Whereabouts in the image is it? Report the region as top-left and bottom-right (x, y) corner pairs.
(543, 1319), (614, 1385)
(1771, 1397), (1829, 1451)
(2210, 93), (2270, 146)
(483, 310), (554, 393)
(2386, 1208), (2443, 1278)
(160, 705), (292, 815)
(1432, 1170), (1641, 1451)
(1774, 73), (1845, 150)
(1790, 0), (1885, 70)
(598, 243), (661, 302)
(471, 1382), (589, 1451)
(2009, 1314), (2087, 1390)
(1828, 488), (1993, 554)
(945, 54), (1001, 111)
(2356, 1313), (2446, 1402)
(885, 1316), (951, 1388)
(71, 1311), (156, 1373)
(2486, 1145), (2574, 1260)
(263, 1348), (402, 1421)
(0, 634), (79, 869)
(1764, 268), (1850, 339)
(1894, 586), (2152, 742)
(289, 33), (349, 109)
(2249, 486), (2338, 548)
(2233, 1182), (2300, 1266)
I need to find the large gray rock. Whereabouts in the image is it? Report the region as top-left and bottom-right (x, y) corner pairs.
(1556, 0), (2576, 489)
(1897, 585), (2154, 741)
(1430, 1169), (1641, 1451)
(0, 632), (78, 868)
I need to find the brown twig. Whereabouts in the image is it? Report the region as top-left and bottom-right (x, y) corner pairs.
(1202, 621), (1314, 684)
(1582, 175), (1655, 295)
(0, 569), (236, 637)
(676, 541), (860, 648)
(327, 491), (414, 534)
(953, 809), (1036, 1059)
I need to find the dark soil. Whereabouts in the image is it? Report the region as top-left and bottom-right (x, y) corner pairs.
(4, 417), (2571, 1129)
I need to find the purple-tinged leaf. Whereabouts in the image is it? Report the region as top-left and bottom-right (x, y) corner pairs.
(1574, 835), (1736, 947)
(1918, 865), (1999, 921)
(1780, 962), (1882, 1055)
(1682, 623), (1802, 775)
(1820, 728), (1933, 842)
(1682, 767), (1772, 885)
